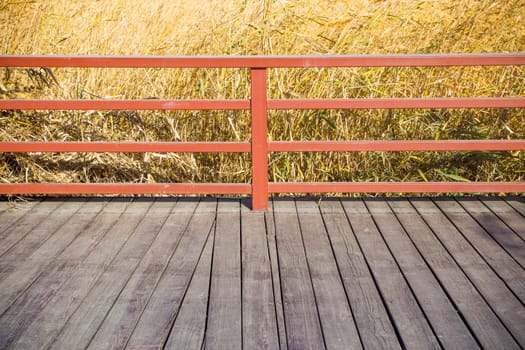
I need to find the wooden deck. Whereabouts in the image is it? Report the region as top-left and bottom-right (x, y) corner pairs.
(0, 196), (523, 350)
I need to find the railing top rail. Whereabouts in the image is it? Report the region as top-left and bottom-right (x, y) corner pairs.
(1, 53), (524, 68)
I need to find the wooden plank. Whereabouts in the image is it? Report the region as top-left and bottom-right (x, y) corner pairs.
(0, 198), (84, 273)
(204, 199), (242, 350)
(0, 199), (91, 316)
(265, 198), (288, 350)
(240, 199), (279, 349)
(11, 198), (154, 349)
(0, 199), (40, 234)
(0, 198), (62, 259)
(481, 198), (525, 240)
(0, 198), (82, 271)
(504, 197), (525, 217)
(391, 198), (521, 349)
(43, 199), (175, 350)
(365, 198), (479, 349)
(421, 198), (525, 346)
(319, 199), (400, 350)
(457, 198), (525, 267)
(85, 199), (198, 350)
(164, 226), (214, 350)
(25, 199), (106, 263)
(272, 199), (325, 350)
(295, 198), (362, 350)
(341, 199), (440, 349)
(124, 198), (217, 349)
(0, 198), (126, 349)
(431, 198), (525, 303)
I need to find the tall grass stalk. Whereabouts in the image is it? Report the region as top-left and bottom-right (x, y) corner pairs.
(1, 0), (524, 189)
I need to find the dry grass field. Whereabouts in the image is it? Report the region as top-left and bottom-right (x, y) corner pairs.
(0, 0), (524, 189)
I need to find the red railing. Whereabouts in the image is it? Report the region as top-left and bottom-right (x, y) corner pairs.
(1, 54), (524, 210)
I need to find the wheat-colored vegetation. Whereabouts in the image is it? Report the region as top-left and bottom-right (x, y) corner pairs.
(0, 0), (524, 192)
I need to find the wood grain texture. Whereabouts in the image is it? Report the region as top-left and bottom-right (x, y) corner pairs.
(164, 228), (214, 350)
(1, 197), (523, 349)
(456, 198), (525, 267)
(12, 199), (153, 350)
(0, 199), (64, 261)
(429, 198), (525, 304)
(504, 197), (525, 217)
(416, 199), (525, 347)
(295, 198), (362, 350)
(319, 199), (400, 350)
(391, 198), (521, 349)
(204, 199), (242, 350)
(0, 199), (40, 235)
(241, 200), (280, 350)
(125, 198), (216, 350)
(365, 198), (479, 350)
(341, 199), (441, 350)
(0, 198), (114, 349)
(273, 199), (325, 350)
(0, 199), (87, 316)
(86, 199), (197, 350)
(266, 199), (288, 350)
(481, 198), (525, 240)
(46, 199), (175, 350)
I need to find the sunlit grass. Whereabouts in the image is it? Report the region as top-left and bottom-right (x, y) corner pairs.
(0, 0), (524, 188)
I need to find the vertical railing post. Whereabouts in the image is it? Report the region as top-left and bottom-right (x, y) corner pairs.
(250, 68), (268, 210)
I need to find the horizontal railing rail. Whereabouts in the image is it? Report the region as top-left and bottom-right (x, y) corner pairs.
(2, 54), (524, 67)
(1, 54), (524, 210)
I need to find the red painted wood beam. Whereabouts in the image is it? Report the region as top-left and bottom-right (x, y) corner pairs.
(3, 98), (522, 111)
(0, 99), (250, 110)
(268, 182), (525, 193)
(1, 54), (524, 68)
(267, 98), (525, 110)
(0, 183), (251, 195)
(2, 140), (521, 154)
(250, 68), (269, 210)
(268, 140), (525, 152)
(0, 141), (251, 153)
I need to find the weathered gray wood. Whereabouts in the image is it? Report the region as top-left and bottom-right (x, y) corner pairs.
(415, 198), (525, 346)
(204, 199), (242, 350)
(1, 196), (523, 350)
(86, 199), (198, 350)
(124, 198), (217, 349)
(430, 198), (525, 303)
(0, 199), (40, 234)
(481, 198), (525, 240)
(505, 197), (525, 217)
(45, 199), (176, 350)
(296, 198), (362, 350)
(0, 199), (90, 316)
(164, 227), (214, 350)
(391, 198), (521, 349)
(16, 200), (104, 273)
(0, 199), (62, 259)
(341, 199), (440, 350)
(0, 198), (119, 349)
(272, 199), (325, 350)
(365, 199), (479, 349)
(240, 200), (280, 350)
(456, 198), (525, 267)
(12, 198), (154, 350)
(319, 199), (400, 350)
(265, 199), (288, 350)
